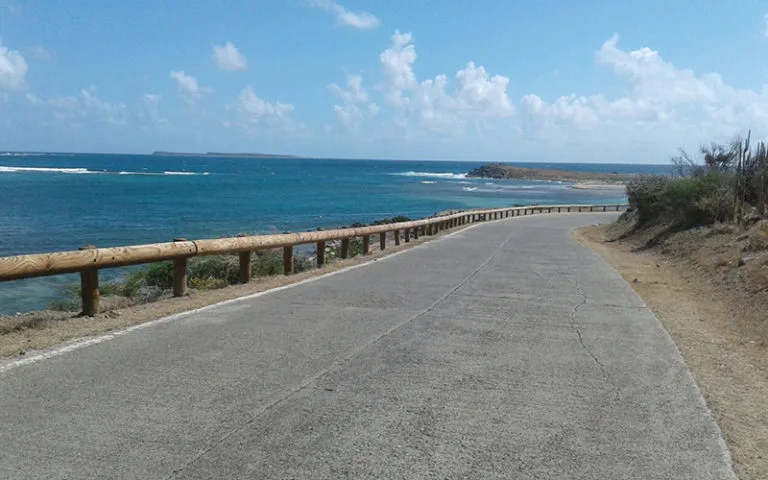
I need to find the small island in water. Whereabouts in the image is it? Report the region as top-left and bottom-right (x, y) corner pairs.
(467, 163), (634, 190)
(152, 151), (308, 159)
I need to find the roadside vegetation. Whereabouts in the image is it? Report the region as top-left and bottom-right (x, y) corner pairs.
(623, 132), (768, 242)
(612, 130), (768, 323)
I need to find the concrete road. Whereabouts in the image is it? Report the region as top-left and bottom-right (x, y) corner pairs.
(0, 214), (735, 479)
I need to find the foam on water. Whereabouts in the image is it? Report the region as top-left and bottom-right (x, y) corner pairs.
(0, 166), (92, 174)
(393, 171), (468, 180)
(0, 166), (209, 176)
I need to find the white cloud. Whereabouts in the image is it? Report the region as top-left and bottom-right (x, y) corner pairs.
(454, 62), (514, 117)
(379, 30), (417, 106)
(520, 34), (768, 154)
(140, 94), (167, 126)
(377, 30), (514, 134)
(212, 42), (248, 71)
(231, 87), (304, 136)
(25, 93), (40, 105)
(309, 0), (380, 30)
(764, 13), (768, 38)
(169, 70), (210, 99)
(328, 74), (368, 103)
(0, 41), (28, 91)
(45, 86), (127, 125)
(328, 74), (378, 131)
(239, 87), (293, 118)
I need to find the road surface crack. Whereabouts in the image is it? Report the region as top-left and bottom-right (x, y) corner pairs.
(570, 279), (621, 402)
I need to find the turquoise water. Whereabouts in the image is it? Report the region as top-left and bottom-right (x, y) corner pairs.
(0, 153), (668, 313)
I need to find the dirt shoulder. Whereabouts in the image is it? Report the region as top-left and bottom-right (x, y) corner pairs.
(0, 227), (461, 360)
(575, 222), (768, 480)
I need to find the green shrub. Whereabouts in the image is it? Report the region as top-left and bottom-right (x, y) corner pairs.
(626, 172), (734, 229)
(189, 256), (240, 284)
(143, 262), (174, 290)
(252, 250), (284, 276)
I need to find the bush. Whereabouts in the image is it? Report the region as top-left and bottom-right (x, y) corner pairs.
(189, 256), (240, 284)
(143, 262), (174, 290)
(626, 172), (734, 229)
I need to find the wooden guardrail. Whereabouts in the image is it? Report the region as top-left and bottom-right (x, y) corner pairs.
(0, 204), (627, 316)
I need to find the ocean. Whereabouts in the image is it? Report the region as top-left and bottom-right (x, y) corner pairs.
(0, 153), (670, 313)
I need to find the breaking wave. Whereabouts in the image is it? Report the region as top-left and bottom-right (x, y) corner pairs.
(393, 171), (468, 180)
(0, 166), (209, 176)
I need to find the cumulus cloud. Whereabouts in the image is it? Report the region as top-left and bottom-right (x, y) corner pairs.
(169, 70), (210, 99)
(140, 94), (167, 126)
(328, 74), (379, 131)
(379, 30), (417, 106)
(239, 87), (293, 118)
(520, 34), (768, 153)
(212, 42), (248, 71)
(230, 87), (304, 136)
(309, 0), (380, 30)
(764, 13), (768, 37)
(377, 30), (514, 134)
(0, 41), (28, 91)
(45, 86), (127, 125)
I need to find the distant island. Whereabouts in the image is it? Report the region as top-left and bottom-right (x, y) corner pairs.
(152, 151), (308, 159)
(467, 163), (635, 190)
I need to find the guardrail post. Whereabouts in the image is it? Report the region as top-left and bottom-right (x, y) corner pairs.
(602, 205), (607, 212)
(393, 229), (401, 246)
(414, 226), (420, 239)
(236, 235), (252, 283)
(239, 251), (252, 283)
(341, 238), (350, 258)
(363, 235), (370, 255)
(172, 238), (188, 297)
(79, 245), (99, 316)
(316, 241), (326, 267)
(283, 246), (294, 274)
(404, 228), (410, 243)
(379, 232), (386, 250)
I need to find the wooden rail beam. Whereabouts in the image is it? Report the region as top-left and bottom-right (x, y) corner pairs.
(0, 204), (629, 287)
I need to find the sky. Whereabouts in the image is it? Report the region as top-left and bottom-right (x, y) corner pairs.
(1, 0), (768, 163)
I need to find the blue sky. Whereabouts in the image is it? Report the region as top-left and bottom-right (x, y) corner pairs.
(1, 0), (768, 163)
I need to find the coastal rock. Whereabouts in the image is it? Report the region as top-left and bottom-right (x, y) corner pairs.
(466, 163), (634, 184)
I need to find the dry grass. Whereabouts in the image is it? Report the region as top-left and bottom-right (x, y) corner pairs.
(576, 221), (768, 480)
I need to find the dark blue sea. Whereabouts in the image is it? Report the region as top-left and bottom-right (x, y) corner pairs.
(0, 153), (670, 313)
